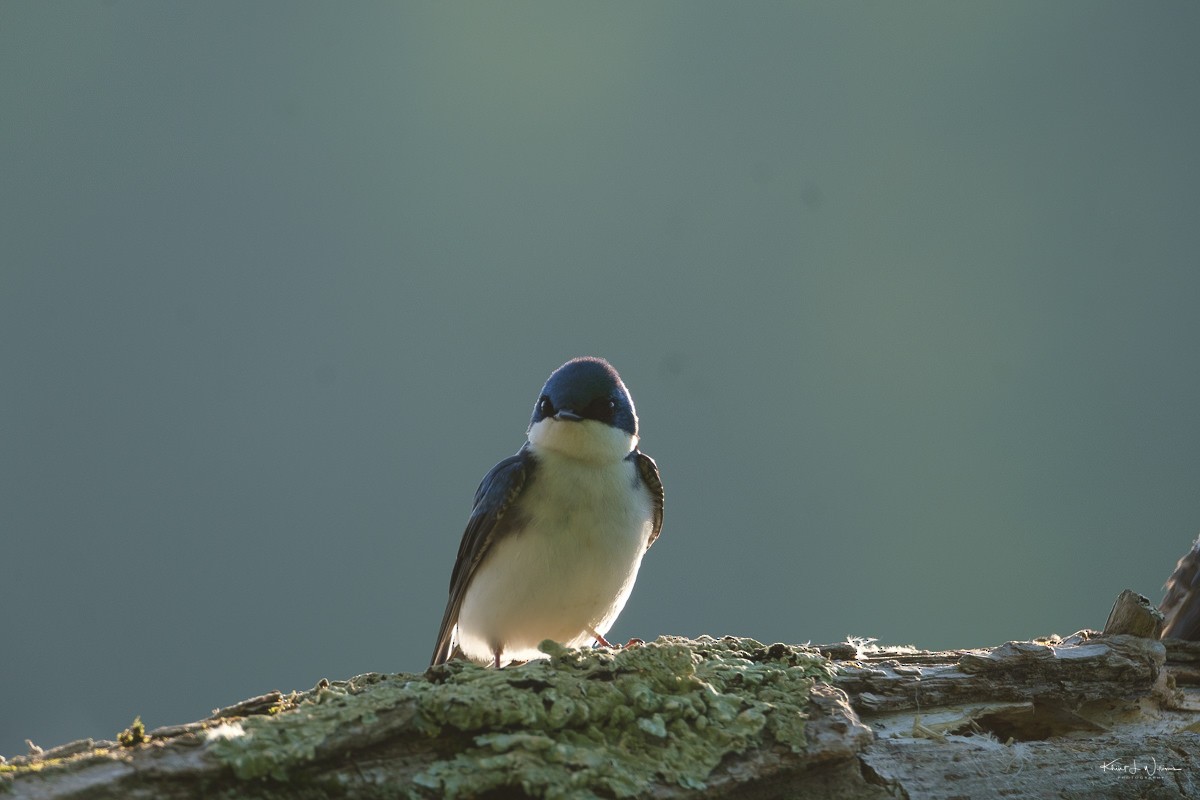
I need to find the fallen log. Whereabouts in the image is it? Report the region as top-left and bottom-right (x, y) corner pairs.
(4, 592), (1198, 799)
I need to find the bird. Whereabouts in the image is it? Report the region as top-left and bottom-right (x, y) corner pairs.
(1160, 534), (1200, 641)
(430, 356), (664, 668)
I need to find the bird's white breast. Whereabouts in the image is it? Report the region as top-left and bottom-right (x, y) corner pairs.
(455, 420), (654, 665)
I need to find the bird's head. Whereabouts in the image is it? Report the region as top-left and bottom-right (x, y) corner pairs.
(527, 357), (638, 462)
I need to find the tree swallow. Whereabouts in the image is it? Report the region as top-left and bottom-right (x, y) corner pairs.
(430, 357), (664, 668)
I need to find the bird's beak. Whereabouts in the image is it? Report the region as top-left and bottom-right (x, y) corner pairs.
(555, 410), (583, 422)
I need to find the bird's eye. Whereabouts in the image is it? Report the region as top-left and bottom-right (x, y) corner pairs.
(607, 399), (617, 411)
(538, 397), (554, 417)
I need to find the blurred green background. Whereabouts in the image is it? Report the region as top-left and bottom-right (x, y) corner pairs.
(2, 2), (1197, 757)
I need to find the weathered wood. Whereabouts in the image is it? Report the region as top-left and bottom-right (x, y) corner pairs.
(829, 632), (1200, 798)
(4, 595), (1199, 799)
(1105, 589), (1165, 638)
(1161, 536), (1200, 640)
(862, 734), (1199, 799)
(833, 633), (1165, 715)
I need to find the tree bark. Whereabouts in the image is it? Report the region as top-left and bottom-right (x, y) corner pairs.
(4, 592), (1198, 799)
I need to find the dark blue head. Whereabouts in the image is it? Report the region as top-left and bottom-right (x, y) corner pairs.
(529, 357), (638, 437)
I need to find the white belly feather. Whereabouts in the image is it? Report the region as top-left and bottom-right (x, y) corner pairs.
(455, 440), (654, 665)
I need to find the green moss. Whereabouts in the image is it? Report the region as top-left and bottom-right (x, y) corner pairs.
(206, 636), (832, 798)
(205, 683), (377, 782)
(0, 756), (71, 788)
(416, 637), (831, 798)
(117, 716), (147, 747)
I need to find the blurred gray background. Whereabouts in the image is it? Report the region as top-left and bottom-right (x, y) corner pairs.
(2, 1), (1198, 757)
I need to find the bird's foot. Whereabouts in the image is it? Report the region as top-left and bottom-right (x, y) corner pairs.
(587, 627), (615, 648)
(588, 630), (646, 651)
(490, 651), (530, 669)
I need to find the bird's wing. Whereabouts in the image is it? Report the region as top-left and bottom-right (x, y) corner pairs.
(633, 450), (664, 550)
(1161, 535), (1200, 641)
(429, 448), (532, 666)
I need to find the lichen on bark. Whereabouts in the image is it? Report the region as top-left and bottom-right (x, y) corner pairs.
(205, 635), (834, 798)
